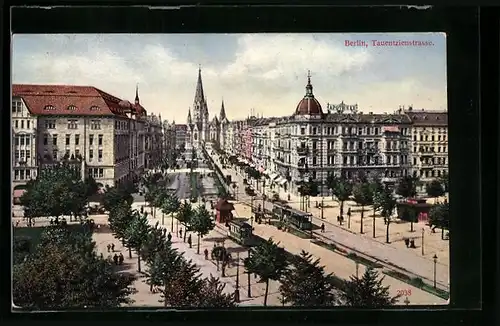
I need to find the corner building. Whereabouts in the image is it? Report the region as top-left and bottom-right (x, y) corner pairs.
(12, 84), (147, 193)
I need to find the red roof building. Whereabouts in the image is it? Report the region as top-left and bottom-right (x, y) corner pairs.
(294, 71), (323, 116)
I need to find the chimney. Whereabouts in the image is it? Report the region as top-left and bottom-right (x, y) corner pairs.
(369, 112), (373, 115)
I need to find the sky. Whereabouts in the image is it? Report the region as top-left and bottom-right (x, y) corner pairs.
(12, 33), (447, 123)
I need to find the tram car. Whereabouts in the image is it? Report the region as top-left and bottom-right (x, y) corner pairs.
(272, 203), (313, 231)
(227, 217), (256, 246)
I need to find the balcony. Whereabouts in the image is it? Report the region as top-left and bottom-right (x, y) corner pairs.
(296, 146), (309, 155)
(341, 147), (357, 153)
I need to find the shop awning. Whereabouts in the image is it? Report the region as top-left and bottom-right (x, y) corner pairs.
(383, 126), (400, 133)
(270, 173), (279, 180)
(13, 189), (26, 198)
(278, 178), (288, 186)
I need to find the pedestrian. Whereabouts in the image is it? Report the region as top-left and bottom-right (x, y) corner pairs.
(118, 253), (124, 265)
(107, 244), (111, 252)
(337, 215), (340, 224)
(100, 252), (104, 259)
(321, 223), (325, 233)
(340, 215), (344, 224)
(187, 234), (192, 248)
(347, 207), (351, 217)
(204, 248), (209, 260)
(167, 232), (172, 242)
(113, 254), (119, 265)
(340, 206), (344, 216)
(179, 228), (183, 239)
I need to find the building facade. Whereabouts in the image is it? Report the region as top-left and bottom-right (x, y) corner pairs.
(12, 84), (148, 193)
(144, 113), (163, 169)
(405, 109), (448, 183)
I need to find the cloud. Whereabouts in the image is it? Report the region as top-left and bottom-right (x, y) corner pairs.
(12, 33), (446, 123)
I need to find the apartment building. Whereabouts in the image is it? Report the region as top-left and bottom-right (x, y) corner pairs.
(174, 123), (187, 150)
(144, 113), (163, 169)
(405, 109), (448, 183)
(12, 84), (148, 195)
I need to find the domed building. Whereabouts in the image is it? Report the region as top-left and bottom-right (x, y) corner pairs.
(294, 71), (324, 117)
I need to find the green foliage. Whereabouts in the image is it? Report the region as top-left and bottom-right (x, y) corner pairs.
(176, 201), (194, 230)
(196, 275), (237, 307)
(352, 182), (373, 206)
(124, 211), (151, 272)
(20, 164), (88, 220)
(279, 250), (337, 306)
(396, 176), (418, 199)
(297, 178), (320, 197)
(108, 201), (134, 243)
(159, 258), (205, 307)
(438, 172), (449, 192)
(13, 228), (136, 309)
(84, 175), (99, 198)
(377, 188), (397, 219)
(13, 236), (32, 265)
(141, 221), (169, 264)
(244, 238), (288, 306)
(426, 179), (445, 199)
(428, 202), (450, 231)
(191, 205), (215, 237)
(340, 267), (400, 307)
(101, 186), (133, 213)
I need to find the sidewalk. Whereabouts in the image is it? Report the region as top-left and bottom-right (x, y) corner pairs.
(205, 150), (449, 292)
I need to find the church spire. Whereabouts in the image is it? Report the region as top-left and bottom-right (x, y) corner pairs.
(194, 65), (205, 104)
(220, 98), (227, 121)
(187, 109), (192, 124)
(305, 70), (314, 98)
(135, 83), (140, 105)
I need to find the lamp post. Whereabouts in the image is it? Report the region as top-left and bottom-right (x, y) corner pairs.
(234, 251), (240, 302)
(355, 261), (359, 278)
(246, 248), (252, 298)
(404, 297), (410, 305)
(433, 254), (438, 289)
(421, 228), (425, 256)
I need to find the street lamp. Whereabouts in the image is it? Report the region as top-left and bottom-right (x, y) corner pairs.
(234, 251), (240, 302)
(355, 261), (359, 278)
(246, 248), (252, 298)
(404, 297), (410, 305)
(433, 254), (438, 289)
(421, 228), (425, 255)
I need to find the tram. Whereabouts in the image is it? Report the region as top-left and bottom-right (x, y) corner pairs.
(272, 203), (313, 231)
(227, 218), (256, 246)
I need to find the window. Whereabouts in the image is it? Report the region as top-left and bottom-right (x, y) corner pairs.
(75, 134), (80, 146)
(90, 106), (100, 111)
(75, 149), (80, 157)
(68, 119), (78, 129)
(98, 134), (103, 146)
(65, 149), (70, 157)
(20, 136), (25, 146)
(45, 120), (56, 129)
(43, 134), (48, 145)
(26, 150), (31, 161)
(98, 149), (103, 162)
(66, 134), (71, 145)
(89, 149), (94, 161)
(52, 135), (58, 146)
(89, 135), (94, 146)
(12, 99), (22, 113)
(374, 128), (379, 135)
(67, 105), (77, 111)
(52, 149), (58, 160)
(300, 127), (305, 135)
(98, 168), (104, 178)
(44, 105), (56, 111)
(21, 120), (24, 129)
(26, 136), (30, 146)
(91, 120), (101, 130)
(27, 120), (31, 129)
(15, 137), (20, 146)
(14, 150), (19, 162)
(14, 170), (19, 180)
(15, 120), (19, 129)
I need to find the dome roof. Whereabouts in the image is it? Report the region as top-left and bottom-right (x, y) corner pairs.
(296, 97), (323, 115)
(294, 71), (323, 116)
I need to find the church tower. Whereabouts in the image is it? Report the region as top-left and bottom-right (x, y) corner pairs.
(191, 67), (210, 148)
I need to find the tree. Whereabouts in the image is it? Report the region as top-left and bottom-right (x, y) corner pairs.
(160, 258), (204, 307)
(396, 176), (418, 199)
(20, 164), (88, 225)
(243, 238), (288, 306)
(153, 188), (170, 224)
(326, 172), (337, 200)
(369, 177), (384, 217)
(196, 275), (237, 307)
(101, 186), (133, 213)
(13, 229), (136, 309)
(352, 181), (372, 234)
(13, 236), (32, 265)
(378, 188), (397, 243)
(426, 179), (445, 203)
(333, 177), (353, 216)
(177, 201), (194, 243)
(124, 211), (152, 273)
(428, 202), (450, 240)
(190, 204), (216, 254)
(84, 175), (99, 198)
(279, 250), (337, 306)
(438, 172), (449, 192)
(161, 193), (181, 232)
(108, 201), (134, 258)
(141, 221), (168, 266)
(340, 267), (400, 307)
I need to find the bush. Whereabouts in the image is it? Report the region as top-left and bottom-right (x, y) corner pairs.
(411, 277), (425, 287)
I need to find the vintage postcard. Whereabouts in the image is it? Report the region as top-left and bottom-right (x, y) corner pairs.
(11, 33), (448, 309)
